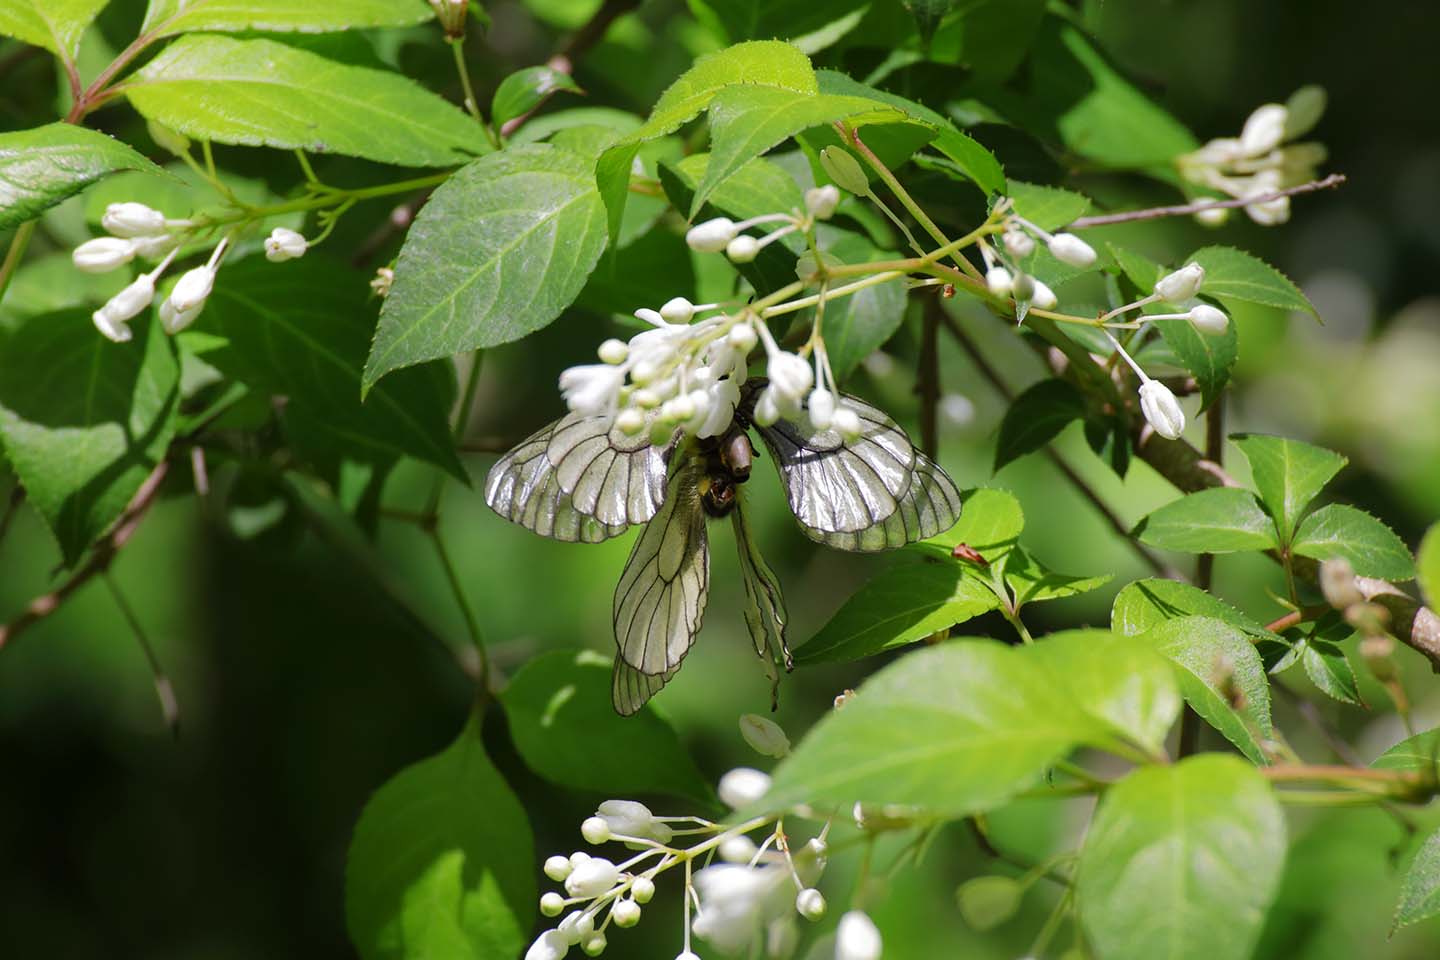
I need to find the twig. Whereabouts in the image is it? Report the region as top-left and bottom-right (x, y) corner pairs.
(560, 0), (642, 62)
(0, 461), (169, 652)
(1069, 175), (1346, 229)
(105, 575), (181, 738)
(1273, 682), (1360, 766)
(917, 297), (941, 458)
(0, 486), (24, 550)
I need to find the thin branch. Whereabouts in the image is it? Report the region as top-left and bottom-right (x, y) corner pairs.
(105, 574), (181, 738)
(1273, 682), (1361, 766)
(917, 297), (941, 458)
(0, 486), (24, 551)
(560, 0), (642, 62)
(1070, 174), (1346, 229)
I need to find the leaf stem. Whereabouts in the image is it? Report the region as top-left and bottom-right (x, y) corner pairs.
(449, 37), (499, 148)
(104, 574), (180, 737)
(0, 221), (36, 308)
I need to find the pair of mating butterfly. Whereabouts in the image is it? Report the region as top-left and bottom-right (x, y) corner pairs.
(484, 380), (963, 715)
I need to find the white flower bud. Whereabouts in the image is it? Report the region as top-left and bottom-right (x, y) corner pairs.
(1155, 262), (1205, 302)
(631, 876), (656, 904)
(129, 233), (178, 260)
(580, 932), (606, 957)
(158, 296), (202, 335)
(687, 217), (737, 253)
(726, 235), (760, 263)
(727, 323), (757, 352)
(1187, 303), (1229, 335)
(661, 395), (695, 423)
(525, 929), (570, 960)
(832, 405), (863, 442)
(572, 913), (595, 939)
(795, 888), (826, 920)
(836, 911), (882, 960)
(1010, 272), (1035, 302)
(559, 364), (625, 416)
(597, 799), (671, 843)
(1240, 103), (1289, 156)
(92, 309), (133, 343)
(545, 856), (574, 881)
(819, 146), (870, 195)
(102, 202), (168, 237)
(581, 817), (611, 845)
(676, 952), (701, 960)
(660, 297), (695, 323)
(597, 338), (628, 364)
(541, 892), (567, 917)
(631, 388), (660, 410)
(1003, 229), (1035, 259)
(1195, 206), (1230, 227)
(1245, 195), (1290, 226)
(263, 227), (308, 262)
(73, 237), (136, 273)
(168, 265), (215, 313)
(633, 307), (666, 327)
(1030, 279), (1057, 310)
(558, 911), (589, 944)
(985, 266), (1013, 297)
(1047, 232), (1096, 268)
(753, 387), (781, 427)
(565, 857), (619, 898)
(805, 184), (841, 220)
(766, 352), (813, 402)
(805, 389), (836, 431)
(92, 274), (156, 342)
(718, 767), (772, 810)
(1138, 380), (1185, 440)
(719, 834), (759, 863)
(611, 899), (641, 928)
(739, 713), (790, 758)
(569, 851), (591, 869)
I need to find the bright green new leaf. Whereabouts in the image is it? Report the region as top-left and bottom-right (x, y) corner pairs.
(1232, 433), (1348, 544)
(1189, 246), (1318, 316)
(795, 560), (1002, 664)
(491, 66), (584, 128)
(196, 257), (465, 480)
(345, 716), (534, 960)
(912, 487), (1025, 561)
(126, 36), (490, 167)
(0, 311), (178, 567)
(1153, 312), (1237, 412)
(1292, 503), (1415, 581)
(0, 123), (161, 231)
(1302, 639), (1363, 706)
(1372, 728), (1440, 776)
(1030, 630), (1180, 756)
(1419, 523), (1440, 609)
(140, 0), (432, 37)
(1111, 578), (1277, 640)
(0, 0), (106, 58)
(993, 378), (1086, 471)
(1007, 181), (1091, 231)
(1003, 547), (1113, 612)
(1138, 616), (1273, 763)
(1077, 755), (1285, 960)
(499, 649), (712, 803)
(366, 145), (607, 389)
(1395, 830), (1440, 931)
(1133, 487), (1279, 554)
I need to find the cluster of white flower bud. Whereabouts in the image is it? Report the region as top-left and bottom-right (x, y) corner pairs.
(979, 205), (1096, 317)
(1177, 95), (1326, 226)
(685, 186), (841, 265)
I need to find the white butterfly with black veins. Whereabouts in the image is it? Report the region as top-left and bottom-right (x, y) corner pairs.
(484, 380), (962, 715)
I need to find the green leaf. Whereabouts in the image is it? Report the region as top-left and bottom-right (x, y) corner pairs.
(690, 0), (870, 48)
(345, 717), (534, 960)
(499, 649), (712, 803)
(1003, 547), (1112, 612)
(196, 257), (465, 479)
(1111, 578), (1277, 640)
(0, 311), (178, 567)
(1108, 243), (1164, 291)
(1, 252), (129, 322)
(1138, 617), (1273, 763)
(365, 145), (607, 389)
(491, 66), (583, 127)
(806, 226), (906, 382)
(1189, 246), (1317, 316)
(0, 0), (106, 58)
(1029, 630), (1180, 756)
(903, 0), (959, 38)
(1152, 312), (1237, 412)
(1284, 85), (1327, 139)
(993, 378), (1085, 471)
(795, 560), (1002, 664)
(1077, 755), (1285, 960)
(1006, 180), (1090, 231)
(140, 0), (432, 36)
(1395, 830), (1440, 931)
(596, 40), (817, 241)
(1372, 728), (1440, 776)
(126, 35), (489, 167)
(956, 875), (1023, 931)
(911, 487), (1025, 561)
(1292, 503), (1414, 581)
(1302, 639), (1362, 706)
(1133, 488), (1279, 554)
(0, 123), (161, 231)
(1231, 434), (1347, 544)
(1418, 523), (1440, 610)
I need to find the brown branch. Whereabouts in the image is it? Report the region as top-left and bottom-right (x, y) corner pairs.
(917, 297), (941, 458)
(0, 461), (169, 652)
(1069, 174), (1347, 229)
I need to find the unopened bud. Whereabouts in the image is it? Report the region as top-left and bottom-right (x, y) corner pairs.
(727, 323), (757, 352)
(611, 898), (641, 928)
(615, 408), (646, 435)
(1047, 232), (1096, 268)
(1138, 380), (1185, 439)
(719, 834), (758, 863)
(1003, 228), (1035, 259)
(832, 405), (862, 442)
(805, 389), (836, 431)
(717, 767), (771, 809)
(1010, 272), (1036, 302)
(159, 296), (202, 335)
(73, 236), (136, 273)
(1195, 206), (1230, 227)
(985, 266), (1013, 297)
(1240, 103), (1289, 156)
(598, 338), (628, 364)
(102, 202), (168, 237)
(1155, 262), (1205, 302)
(836, 910), (883, 960)
(580, 932), (607, 957)
(795, 888), (826, 920)
(1360, 633), (1398, 682)
(659, 296), (695, 323)
(726, 235), (760, 263)
(429, 0), (469, 38)
(631, 876), (655, 903)
(92, 274), (156, 342)
(540, 892), (566, 917)
(1187, 303), (1229, 335)
(1030, 279), (1057, 310)
(805, 184), (841, 220)
(544, 855), (573, 881)
(581, 817), (611, 844)
(686, 217), (737, 253)
(264, 227), (308, 262)
(819, 146), (869, 195)
(168, 265), (215, 313)
(1319, 557), (1365, 610)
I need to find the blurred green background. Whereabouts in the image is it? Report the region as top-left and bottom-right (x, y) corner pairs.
(2, 0), (1439, 957)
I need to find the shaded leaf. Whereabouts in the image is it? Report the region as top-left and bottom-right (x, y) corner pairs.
(1292, 503), (1414, 581)
(1003, 546), (1112, 611)
(1133, 488), (1279, 554)
(1232, 434), (1347, 544)
(1419, 523), (1440, 610)
(1302, 639), (1362, 706)
(1153, 312), (1236, 412)
(1007, 180), (1090, 231)
(1395, 830), (1440, 931)
(691, 0), (870, 49)
(0, 123), (161, 231)
(1190, 246), (1317, 316)
(994, 378), (1085, 471)
(140, 0), (432, 36)
(491, 66), (583, 127)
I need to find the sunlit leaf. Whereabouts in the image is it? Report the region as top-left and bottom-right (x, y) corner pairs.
(0, 123), (160, 231)
(491, 65), (583, 128)
(140, 0), (432, 36)
(1189, 246), (1318, 317)
(1395, 830), (1440, 931)
(1292, 504), (1414, 581)
(0, 0), (106, 58)
(1232, 434), (1347, 544)
(1133, 488), (1279, 554)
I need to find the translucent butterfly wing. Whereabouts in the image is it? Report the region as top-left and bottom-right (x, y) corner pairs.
(731, 495), (790, 708)
(612, 660), (679, 717)
(796, 448), (963, 552)
(612, 462), (710, 677)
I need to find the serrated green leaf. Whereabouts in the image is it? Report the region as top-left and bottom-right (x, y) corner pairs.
(126, 35), (489, 167)
(911, 487), (1024, 561)
(691, 0), (870, 50)
(1190, 245), (1317, 316)
(1108, 243), (1164, 291)
(0, 311), (178, 566)
(1003, 547), (1112, 611)
(1231, 434), (1347, 545)
(596, 41), (817, 242)
(1302, 639), (1362, 706)
(994, 378), (1085, 471)
(0, 0), (106, 58)
(1395, 830), (1440, 931)
(500, 649), (712, 803)
(345, 716), (534, 960)
(1292, 503), (1414, 581)
(1111, 578), (1277, 640)
(1077, 755), (1285, 960)
(491, 65), (583, 128)
(806, 226), (906, 382)
(140, 0), (432, 37)
(1007, 181), (1090, 231)
(1153, 312), (1237, 412)
(365, 145), (607, 388)
(1133, 488), (1279, 554)
(795, 560), (1002, 664)
(0, 123), (161, 231)
(1030, 629), (1180, 756)
(195, 257), (464, 479)
(1372, 728), (1440, 776)
(1418, 524), (1440, 610)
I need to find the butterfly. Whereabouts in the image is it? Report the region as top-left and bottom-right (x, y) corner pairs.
(483, 380), (963, 715)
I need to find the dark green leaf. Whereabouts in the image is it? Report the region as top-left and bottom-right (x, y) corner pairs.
(0, 0), (106, 57)
(1231, 434), (1347, 544)
(1292, 503), (1414, 581)
(0, 311), (178, 566)
(140, 0), (432, 36)
(0, 123), (161, 231)
(126, 36), (490, 167)
(1007, 180), (1090, 231)
(1418, 523), (1440, 610)
(1190, 246), (1317, 316)
(1395, 830), (1440, 931)
(491, 66), (583, 127)
(2, 252), (128, 321)
(1077, 755), (1285, 960)
(807, 227), (906, 382)
(1003, 547), (1112, 612)
(1302, 639), (1362, 706)
(903, 0), (959, 38)
(345, 716), (534, 960)
(1133, 488), (1279, 554)
(365, 145), (607, 389)
(1153, 312), (1237, 412)
(994, 378), (1085, 471)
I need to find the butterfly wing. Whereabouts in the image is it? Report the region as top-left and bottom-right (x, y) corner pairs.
(731, 492), (790, 708)
(797, 447), (963, 552)
(612, 659), (679, 717)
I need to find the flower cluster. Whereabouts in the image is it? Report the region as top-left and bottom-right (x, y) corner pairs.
(684, 185), (841, 265)
(1177, 98), (1326, 225)
(978, 203), (1097, 313)
(72, 201), (307, 343)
